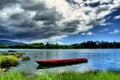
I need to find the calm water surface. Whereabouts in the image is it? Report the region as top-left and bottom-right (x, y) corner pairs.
(0, 49), (120, 74)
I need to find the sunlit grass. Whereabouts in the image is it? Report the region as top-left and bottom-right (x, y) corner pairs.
(32, 71), (120, 80)
(0, 51), (28, 68)
(0, 70), (120, 80)
(0, 55), (18, 68)
(0, 55), (17, 63)
(0, 71), (27, 80)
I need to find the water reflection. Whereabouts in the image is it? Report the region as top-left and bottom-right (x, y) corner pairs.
(37, 62), (87, 69)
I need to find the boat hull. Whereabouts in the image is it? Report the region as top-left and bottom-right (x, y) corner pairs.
(36, 58), (88, 66)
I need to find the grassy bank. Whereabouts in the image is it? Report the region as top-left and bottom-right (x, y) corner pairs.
(0, 52), (27, 68)
(0, 53), (18, 68)
(0, 71), (120, 80)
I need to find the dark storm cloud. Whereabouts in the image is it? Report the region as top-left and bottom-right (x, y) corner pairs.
(0, 25), (13, 40)
(62, 20), (80, 33)
(13, 26), (62, 40)
(5, 3), (64, 40)
(9, 12), (36, 28)
(0, 34), (12, 39)
(86, 20), (102, 26)
(10, 13), (26, 20)
(20, 2), (47, 11)
(0, 25), (9, 33)
(0, 0), (16, 4)
(96, 6), (110, 14)
(12, 20), (36, 28)
(66, 0), (80, 6)
(33, 8), (63, 25)
(84, 2), (100, 7)
(0, 0), (17, 9)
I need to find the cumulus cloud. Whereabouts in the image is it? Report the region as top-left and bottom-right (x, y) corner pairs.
(100, 28), (108, 32)
(110, 29), (120, 34)
(82, 33), (86, 36)
(81, 31), (94, 36)
(86, 32), (94, 35)
(114, 15), (120, 19)
(0, 0), (120, 42)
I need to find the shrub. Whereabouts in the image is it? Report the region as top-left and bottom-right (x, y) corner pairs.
(22, 56), (30, 61)
(0, 56), (19, 68)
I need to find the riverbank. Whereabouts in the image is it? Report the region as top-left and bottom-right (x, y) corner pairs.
(0, 70), (120, 80)
(0, 52), (29, 68)
(0, 53), (18, 68)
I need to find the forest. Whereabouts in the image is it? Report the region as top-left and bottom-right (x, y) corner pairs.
(0, 41), (120, 49)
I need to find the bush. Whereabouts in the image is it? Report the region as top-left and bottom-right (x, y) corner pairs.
(22, 56), (30, 61)
(0, 56), (19, 68)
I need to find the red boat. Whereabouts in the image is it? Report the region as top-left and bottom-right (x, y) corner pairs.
(36, 58), (88, 66)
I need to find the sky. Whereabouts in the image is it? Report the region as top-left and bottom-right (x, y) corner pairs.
(0, 0), (120, 45)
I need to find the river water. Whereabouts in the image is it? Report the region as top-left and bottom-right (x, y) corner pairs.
(0, 49), (120, 74)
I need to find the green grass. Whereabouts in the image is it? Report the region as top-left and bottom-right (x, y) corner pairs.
(0, 55), (18, 68)
(0, 71), (27, 80)
(32, 71), (120, 80)
(0, 52), (25, 58)
(0, 55), (17, 63)
(0, 71), (120, 80)
(0, 51), (26, 68)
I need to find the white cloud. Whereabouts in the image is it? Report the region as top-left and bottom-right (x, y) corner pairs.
(100, 28), (108, 32)
(110, 29), (120, 34)
(81, 31), (94, 36)
(56, 41), (64, 45)
(86, 32), (94, 36)
(82, 33), (86, 35)
(0, 4), (23, 21)
(100, 0), (113, 4)
(114, 15), (120, 19)
(30, 39), (64, 45)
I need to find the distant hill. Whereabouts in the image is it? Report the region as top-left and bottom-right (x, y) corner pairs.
(0, 40), (25, 45)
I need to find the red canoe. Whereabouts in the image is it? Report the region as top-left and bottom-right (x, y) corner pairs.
(36, 58), (88, 66)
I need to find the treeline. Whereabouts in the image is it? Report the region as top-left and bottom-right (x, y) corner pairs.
(0, 41), (120, 49)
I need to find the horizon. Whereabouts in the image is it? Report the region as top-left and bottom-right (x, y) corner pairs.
(1, 39), (120, 45)
(0, 0), (120, 45)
